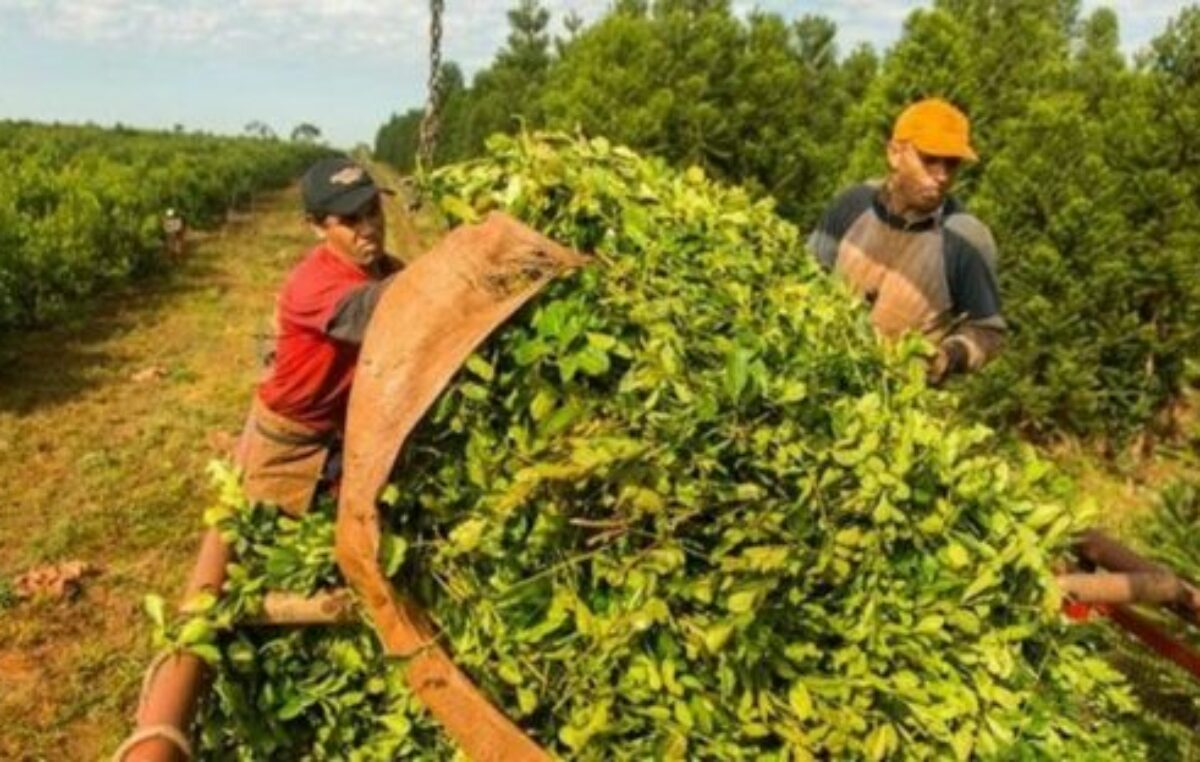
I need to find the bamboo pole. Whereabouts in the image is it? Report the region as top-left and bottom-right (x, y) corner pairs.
(116, 527), (231, 762)
(1103, 604), (1200, 682)
(1073, 529), (1200, 627)
(248, 589), (357, 626)
(1056, 572), (1192, 605)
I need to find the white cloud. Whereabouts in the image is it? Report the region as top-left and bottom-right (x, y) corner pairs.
(4, 0), (425, 50)
(1, 1), (1190, 62)
(0, 0), (612, 59)
(1080, 0), (1187, 51)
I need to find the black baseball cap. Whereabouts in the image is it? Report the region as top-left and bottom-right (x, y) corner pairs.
(301, 157), (387, 217)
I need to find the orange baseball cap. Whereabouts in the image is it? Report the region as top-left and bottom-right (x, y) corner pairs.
(892, 98), (978, 162)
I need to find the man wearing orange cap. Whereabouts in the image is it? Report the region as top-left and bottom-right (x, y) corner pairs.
(808, 98), (1004, 384)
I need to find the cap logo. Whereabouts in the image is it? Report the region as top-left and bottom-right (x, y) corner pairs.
(330, 166), (365, 185)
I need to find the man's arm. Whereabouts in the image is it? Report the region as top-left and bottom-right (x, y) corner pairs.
(325, 273), (399, 345)
(937, 214), (1006, 379)
(932, 321), (1005, 381)
(807, 184), (876, 271)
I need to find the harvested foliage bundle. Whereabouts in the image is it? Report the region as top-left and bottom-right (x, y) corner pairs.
(187, 133), (1145, 760)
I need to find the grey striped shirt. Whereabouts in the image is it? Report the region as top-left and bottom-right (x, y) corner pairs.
(808, 182), (1005, 370)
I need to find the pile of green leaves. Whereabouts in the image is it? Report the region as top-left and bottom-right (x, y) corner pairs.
(156, 467), (450, 759)
(189, 133), (1153, 759)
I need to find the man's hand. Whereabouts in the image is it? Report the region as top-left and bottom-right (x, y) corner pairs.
(927, 341), (969, 386)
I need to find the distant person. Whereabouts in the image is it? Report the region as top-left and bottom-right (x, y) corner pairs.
(808, 98), (1005, 385)
(162, 208), (186, 260)
(236, 157), (402, 515)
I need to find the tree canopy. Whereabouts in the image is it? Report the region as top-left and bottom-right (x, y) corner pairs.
(375, 1), (1200, 444)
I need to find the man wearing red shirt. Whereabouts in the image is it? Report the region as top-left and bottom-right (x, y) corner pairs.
(238, 157), (401, 515)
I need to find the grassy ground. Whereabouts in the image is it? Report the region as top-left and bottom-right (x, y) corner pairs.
(1045, 399), (1200, 535)
(0, 187), (319, 759)
(0, 177), (442, 760)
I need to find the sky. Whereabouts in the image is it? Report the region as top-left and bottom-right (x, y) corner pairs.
(0, 1), (1192, 148)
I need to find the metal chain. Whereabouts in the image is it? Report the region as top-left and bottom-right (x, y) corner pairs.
(417, 0), (445, 170)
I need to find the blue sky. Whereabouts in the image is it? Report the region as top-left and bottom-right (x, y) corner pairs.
(0, 1), (1191, 148)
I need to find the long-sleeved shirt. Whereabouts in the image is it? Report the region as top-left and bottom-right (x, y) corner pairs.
(807, 182), (1005, 371)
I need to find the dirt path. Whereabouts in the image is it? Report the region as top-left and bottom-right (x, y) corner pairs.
(0, 188), (314, 759)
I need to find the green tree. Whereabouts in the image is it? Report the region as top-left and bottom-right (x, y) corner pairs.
(374, 62), (467, 171)
(243, 120), (277, 140)
(289, 123), (322, 143)
(727, 12), (854, 220)
(964, 93), (1137, 436)
(1075, 7), (1123, 83)
(539, 11), (673, 154)
(793, 13), (837, 70)
(539, 4), (854, 220)
(1141, 7), (1200, 193)
(461, 0), (554, 154)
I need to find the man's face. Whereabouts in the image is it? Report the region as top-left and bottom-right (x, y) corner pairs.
(886, 141), (962, 215)
(321, 197), (385, 265)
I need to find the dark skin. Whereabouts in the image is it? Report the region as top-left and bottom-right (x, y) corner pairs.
(311, 197), (386, 268)
(883, 140), (963, 219)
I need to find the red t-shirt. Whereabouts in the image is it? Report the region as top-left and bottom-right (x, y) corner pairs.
(257, 245), (378, 433)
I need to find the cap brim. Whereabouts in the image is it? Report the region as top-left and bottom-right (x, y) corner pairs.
(912, 139), (978, 163)
(322, 185), (380, 216)
(957, 146), (979, 163)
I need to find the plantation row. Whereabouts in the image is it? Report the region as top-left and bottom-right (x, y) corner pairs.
(0, 121), (330, 328)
